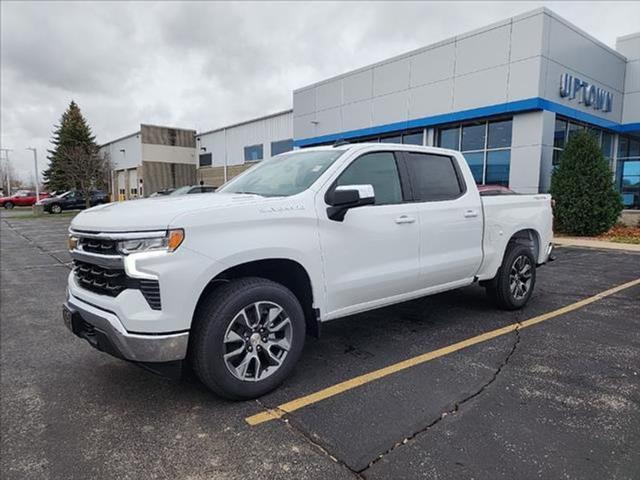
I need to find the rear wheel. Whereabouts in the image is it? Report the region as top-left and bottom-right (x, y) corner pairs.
(51, 204), (62, 214)
(486, 243), (536, 310)
(4, 202), (14, 209)
(190, 277), (306, 399)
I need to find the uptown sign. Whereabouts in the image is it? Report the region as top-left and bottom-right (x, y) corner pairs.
(559, 73), (613, 112)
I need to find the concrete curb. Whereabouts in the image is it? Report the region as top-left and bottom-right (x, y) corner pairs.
(554, 237), (640, 252)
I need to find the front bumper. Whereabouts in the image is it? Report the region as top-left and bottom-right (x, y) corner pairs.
(64, 292), (189, 363)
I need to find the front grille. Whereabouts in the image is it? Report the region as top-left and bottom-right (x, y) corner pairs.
(74, 260), (127, 296)
(73, 259), (162, 311)
(80, 238), (118, 255)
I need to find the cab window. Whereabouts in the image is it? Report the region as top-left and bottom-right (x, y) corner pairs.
(336, 152), (403, 205)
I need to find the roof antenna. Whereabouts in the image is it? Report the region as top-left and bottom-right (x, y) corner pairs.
(333, 139), (350, 147)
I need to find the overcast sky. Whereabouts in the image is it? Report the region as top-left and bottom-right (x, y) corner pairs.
(2, 1), (639, 183)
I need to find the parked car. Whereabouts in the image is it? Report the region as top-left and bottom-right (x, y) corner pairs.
(0, 190), (51, 209)
(477, 184), (516, 196)
(40, 190), (108, 214)
(63, 144), (553, 399)
(167, 185), (217, 196)
(149, 188), (175, 197)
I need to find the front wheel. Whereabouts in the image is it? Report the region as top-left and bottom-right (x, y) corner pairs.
(4, 202), (14, 209)
(190, 277), (306, 399)
(486, 243), (536, 310)
(51, 204), (62, 214)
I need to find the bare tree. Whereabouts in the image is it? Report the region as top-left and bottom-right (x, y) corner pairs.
(59, 144), (107, 208)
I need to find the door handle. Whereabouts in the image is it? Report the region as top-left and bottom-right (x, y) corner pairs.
(463, 209), (478, 218)
(395, 215), (416, 224)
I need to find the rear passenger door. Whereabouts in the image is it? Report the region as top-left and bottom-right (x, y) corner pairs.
(401, 151), (483, 288)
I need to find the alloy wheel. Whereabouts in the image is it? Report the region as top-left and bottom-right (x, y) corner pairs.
(222, 301), (292, 382)
(509, 254), (532, 300)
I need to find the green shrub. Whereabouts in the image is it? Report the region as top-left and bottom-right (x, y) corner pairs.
(550, 130), (622, 236)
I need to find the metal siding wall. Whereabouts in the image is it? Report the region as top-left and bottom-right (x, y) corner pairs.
(141, 161), (196, 196)
(293, 9), (629, 142)
(195, 111), (293, 174)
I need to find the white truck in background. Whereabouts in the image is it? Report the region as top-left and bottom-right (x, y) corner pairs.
(63, 143), (553, 399)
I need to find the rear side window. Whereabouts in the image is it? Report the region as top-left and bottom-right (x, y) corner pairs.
(404, 152), (464, 201)
(337, 152), (402, 205)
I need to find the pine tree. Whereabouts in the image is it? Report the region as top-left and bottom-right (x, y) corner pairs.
(550, 130), (622, 236)
(43, 101), (99, 192)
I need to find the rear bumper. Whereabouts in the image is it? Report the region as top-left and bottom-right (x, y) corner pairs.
(63, 292), (189, 363)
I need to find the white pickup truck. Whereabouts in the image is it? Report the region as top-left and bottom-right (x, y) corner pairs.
(63, 143), (553, 399)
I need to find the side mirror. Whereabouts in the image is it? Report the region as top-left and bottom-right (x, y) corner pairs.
(326, 184), (375, 221)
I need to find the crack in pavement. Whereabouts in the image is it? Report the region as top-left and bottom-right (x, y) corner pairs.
(358, 323), (522, 475)
(254, 322), (522, 478)
(254, 398), (366, 480)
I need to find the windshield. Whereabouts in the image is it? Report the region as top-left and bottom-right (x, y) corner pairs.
(218, 150), (344, 197)
(58, 191), (72, 198)
(169, 186), (193, 196)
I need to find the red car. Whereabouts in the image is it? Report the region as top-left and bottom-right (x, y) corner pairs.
(0, 190), (51, 209)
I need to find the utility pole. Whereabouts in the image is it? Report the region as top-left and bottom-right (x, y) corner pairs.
(0, 148), (12, 195)
(26, 147), (40, 199)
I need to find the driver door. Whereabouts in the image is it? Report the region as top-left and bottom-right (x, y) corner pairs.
(316, 151), (420, 318)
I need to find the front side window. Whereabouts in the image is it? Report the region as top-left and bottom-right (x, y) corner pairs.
(404, 152), (463, 201)
(219, 150), (344, 197)
(244, 144), (264, 162)
(336, 152), (402, 205)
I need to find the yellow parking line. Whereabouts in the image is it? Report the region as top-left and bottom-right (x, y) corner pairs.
(246, 277), (640, 426)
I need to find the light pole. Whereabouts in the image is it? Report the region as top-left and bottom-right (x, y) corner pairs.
(26, 147), (39, 200)
(0, 148), (12, 195)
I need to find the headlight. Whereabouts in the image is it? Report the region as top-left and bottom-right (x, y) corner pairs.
(118, 229), (184, 254)
(68, 235), (78, 251)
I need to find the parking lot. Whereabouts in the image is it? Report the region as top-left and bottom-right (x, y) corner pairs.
(1, 211), (639, 480)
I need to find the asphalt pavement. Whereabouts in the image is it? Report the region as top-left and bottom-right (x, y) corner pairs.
(1, 212), (639, 479)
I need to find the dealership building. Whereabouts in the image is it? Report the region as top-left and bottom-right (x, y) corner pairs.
(103, 8), (640, 208)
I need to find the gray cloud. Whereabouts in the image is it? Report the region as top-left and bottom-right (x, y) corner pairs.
(1, 1), (639, 182)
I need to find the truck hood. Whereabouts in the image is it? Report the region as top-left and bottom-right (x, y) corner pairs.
(70, 193), (265, 232)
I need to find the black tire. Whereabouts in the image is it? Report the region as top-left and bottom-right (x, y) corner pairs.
(190, 277), (306, 399)
(4, 202), (14, 209)
(486, 243), (537, 310)
(51, 204), (62, 214)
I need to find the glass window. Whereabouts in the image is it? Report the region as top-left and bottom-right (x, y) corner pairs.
(463, 152), (484, 184)
(199, 153), (212, 167)
(271, 139), (293, 156)
(461, 123), (485, 151)
(438, 127), (460, 150)
(487, 120), (512, 149)
(402, 132), (423, 145)
(244, 144), (264, 162)
(567, 122), (583, 141)
(485, 150), (511, 186)
(553, 149), (563, 167)
(220, 150), (345, 197)
(404, 153), (462, 201)
(630, 139), (640, 158)
(618, 137), (629, 158)
(601, 132), (613, 158)
(623, 160), (640, 177)
(380, 135), (402, 144)
(337, 152), (402, 205)
(554, 119), (567, 149)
